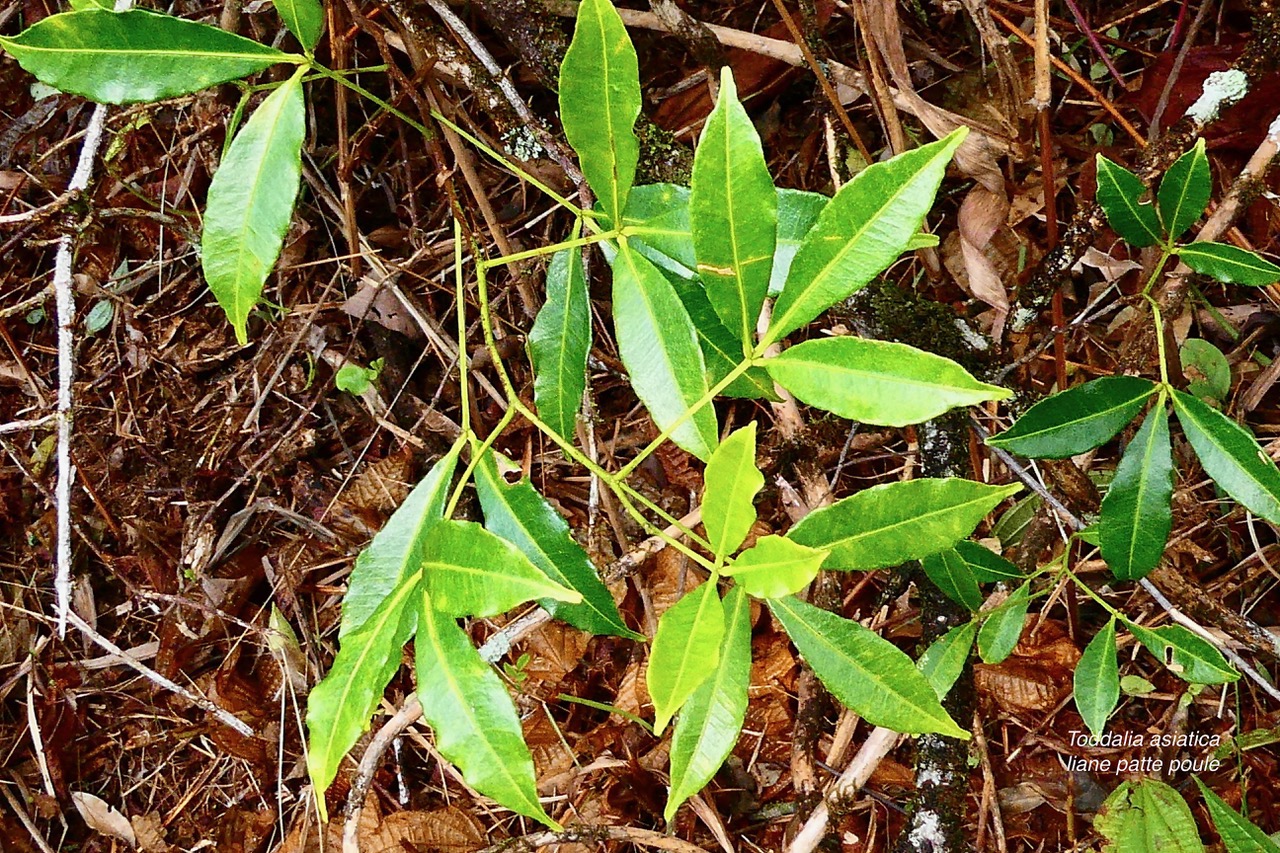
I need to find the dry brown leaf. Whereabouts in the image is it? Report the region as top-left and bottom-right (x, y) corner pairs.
(974, 616), (1080, 715)
(130, 813), (173, 852)
(522, 619), (591, 692)
(341, 277), (424, 339)
(955, 186), (1012, 337)
(71, 791), (136, 847)
(525, 710), (578, 780)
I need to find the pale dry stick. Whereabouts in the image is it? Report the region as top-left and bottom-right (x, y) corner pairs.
(786, 726), (901, 853)
(0, 415), (54, 435)
(477, 826), (713, 853)
(0, 285), (53, 320)
(342, 694), (424, 853)
(0, 784), (56, 853)
(26, 668), (56, 799)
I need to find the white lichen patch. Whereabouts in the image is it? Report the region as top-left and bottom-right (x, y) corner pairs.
(1269, 113), (1280, 143)
(502, 126), (544, 161)
(908, 809), (947, 850)
(1187, 70), (1249, 126)
(954, 318), (990, 351)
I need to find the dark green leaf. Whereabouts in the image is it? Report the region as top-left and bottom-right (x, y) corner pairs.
(1195, 778), (1280, 853)
(771, 189), (829, 295)
(666, 585), (751, 821)
(202, 67), (306, 344)
(1099, 401), (1173, 581)
(1096, 780), (1206, 853)
(702, 423), (763, 559)
(621, 183), (695, 274)
(1173, 389), (1280, 525)
(920, 548), (984, 611)
(667, 273), (778, 400)
(1157, 138), (1210, 242)
(987, 376), (1157, 458)
(1074, 618), (1119, 740)
(529, 243), (590, 441)
(788, 478), (1020, 570)
(1095, 155), (1162, 247)
(724, 535), (827, 599)
(976, 582), (1030, 664)
(1181, 339), (1232, 403)
(951, 540), (1022, 582)
(918, 622), (977, 699)
(769, 595), (968, 738)
(0, 9), (294, 103)
(1127, 622), (1239, 684)
(473, 449), (639, 639)
(1178, 242), (1280, 286)
(416, 595), (560, 829)
(766, 336), (1009, 426)
(273, 0), (323, 52)
(649, 581), (725, 734)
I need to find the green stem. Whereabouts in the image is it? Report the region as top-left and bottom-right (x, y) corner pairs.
(479, 230), (619, 269)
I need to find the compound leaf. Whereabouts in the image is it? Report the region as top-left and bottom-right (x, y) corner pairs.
(765, 128), (966, 345)
(1178, 242), (1280, 286)
(920, 548), (984, 611)
(273, 0), (323, 52)
(202, 66), (306, 344)
(692, 67), (777, 349)
(987, 376), (1157, 458)
(666, 585), (751, 821)
(1173, 388), (1280, 525)
(529, 242), (590, 441)
(724, 535), (827, 599)
(918, 621), (977, 699)
(0, 9), (293, 103)
(1095, 155), (1162, 247)
(1195, 778), (1280, 853)
(1099, 401), (1174, 581)
(416, 595), (559, 829)
(702, 423), (763, 559)
(421, 520), (581, 618)
(769, 595), (967, 738)
(1157, 138), (1210, 242)
(766, 336), (1008, 426)
(977, 582), (1030, 664)
(1127, 622), (1239, 684)
(473, 449), (639, 639)
(649, 581), (725, 734)
(611, 244), (718, 460)
(560, 0), (639, 225)
(788, 479), (1020, 570)
(1074, 618), (1119, 740)
(1096, 780), (1205, 853)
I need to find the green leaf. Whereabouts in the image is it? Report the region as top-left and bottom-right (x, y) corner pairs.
(1099, 401), (1173, 581)
(1182, 338), (1232, 403)
(340, 443), (459, 638)
(766, 336), (1009, 427)
(666, 585), (751, 821)
(202, 66), (306, 344)
(1177, 242), (1280, 286)
(1127, 622), (1239, 684)
(421, 520), (582, 617)
(334, 359), (381, 395)
(1095, 155), (1162, 247)
(691, 67), (777, 349)
(788, 479), (1021, 570)
(473, 449), (639, 639)
(273, 0), (323, 52)
(416, 595), (560, 829)
(560, 0), (639, 225)
(920, 549), (984, 611)
(951, 540), (1022, 582)
(1074, 618), (1119, 740)
(976, 582), (1030, 664)
(918, 621), (977, 700)
(771, 189), (830, 296)
(668, 273), (778, 400)
(611, 245), (718, 460)
(769, 595), (968, 738)
(307, 568), (418, 821)
(529, 243), (590, 441)
(1173, 388), (1280, 525)
(724, 535), (828, 599)
(1097, 780), (1206, 853)
(987, 376), (1157, 458)
(1195, 778), (1280, 853)
(648, 581), (725, 734)
(702, 423), (763, 560)
(765, 128), (967, 345)
(0, 9), (293, 104)
(1158, 138), (1210, 242)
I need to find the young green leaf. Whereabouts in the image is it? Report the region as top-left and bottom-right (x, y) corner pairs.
(976, 582), (1030, 664)
(918, 621), (977, 699)
(787, 479), (1021, 570)
(611, 244), (718, 460)
(273, 0), (323, 52)
(473, 449), (639, 640)
(724, 535), (828, 599)
(1096, 780), (1206, 853)
(951, 540), (1022, 582)
(1194, 778), (1280, 853)
(340, 442), (459, 637)
(766, 337), (1009, 427)
(765, 128), (967, 345)
(416, 596), (560, 829)
(421, 520), (582, 617)
(920, 549), (984, 611)
(771, 189), (830, 296)
(1157, 138), (1210, 242)
(202, 66), (307, 344)
(1099, 401), (1174, 581)
(769, 595), (968, 738)
(702, 423), (763, 560)
(1127, 622), (1239, 684)
(1095, 155), (1162, 247)
(307, 569), (418, 821)
(666, 585), (751, 822)
(559, 0), (640, 225)
(1074, 618), (1119, 740)
(668, 274), (778, 400)
(649, 581), (725, 734)
(1177, 242), (1280, 286)
(1172, 388), (1280, 525)
(0, 9), (294, 104)
(691, 67), (777, 349)
(987, 376), (1157, 458)
(1181, 338), (1232, 403)
(529, 243), (590, 441)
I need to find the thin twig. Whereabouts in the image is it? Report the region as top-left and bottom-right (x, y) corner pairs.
(786, 726), (901, 853)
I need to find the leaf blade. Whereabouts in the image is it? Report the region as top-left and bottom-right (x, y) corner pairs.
(529, 243), (591, 441)
(1172, 388), (1280, 525)
(648, 582), (725, 734)
(1194, 778), (1280, 853)
(1157, 138), (1210, 242)
(723, 535), (827, 599)
(976, 582), (1030, 664)
(1177, 242), (1280, 286)
(920, 548), (984, 611)
(918, 621), (977, 699)
(1074, 618), (1119, 740)
(1095, 155), (1162, 247)
(702, 423), (763, 560)
(1099, 401), (1174, 581)
(273, 0), (323, 52)
(987, 376), (1157, 458)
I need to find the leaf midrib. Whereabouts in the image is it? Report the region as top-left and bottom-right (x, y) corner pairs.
(800, 485), (1014, 554)
(775, 351), (997, 396)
